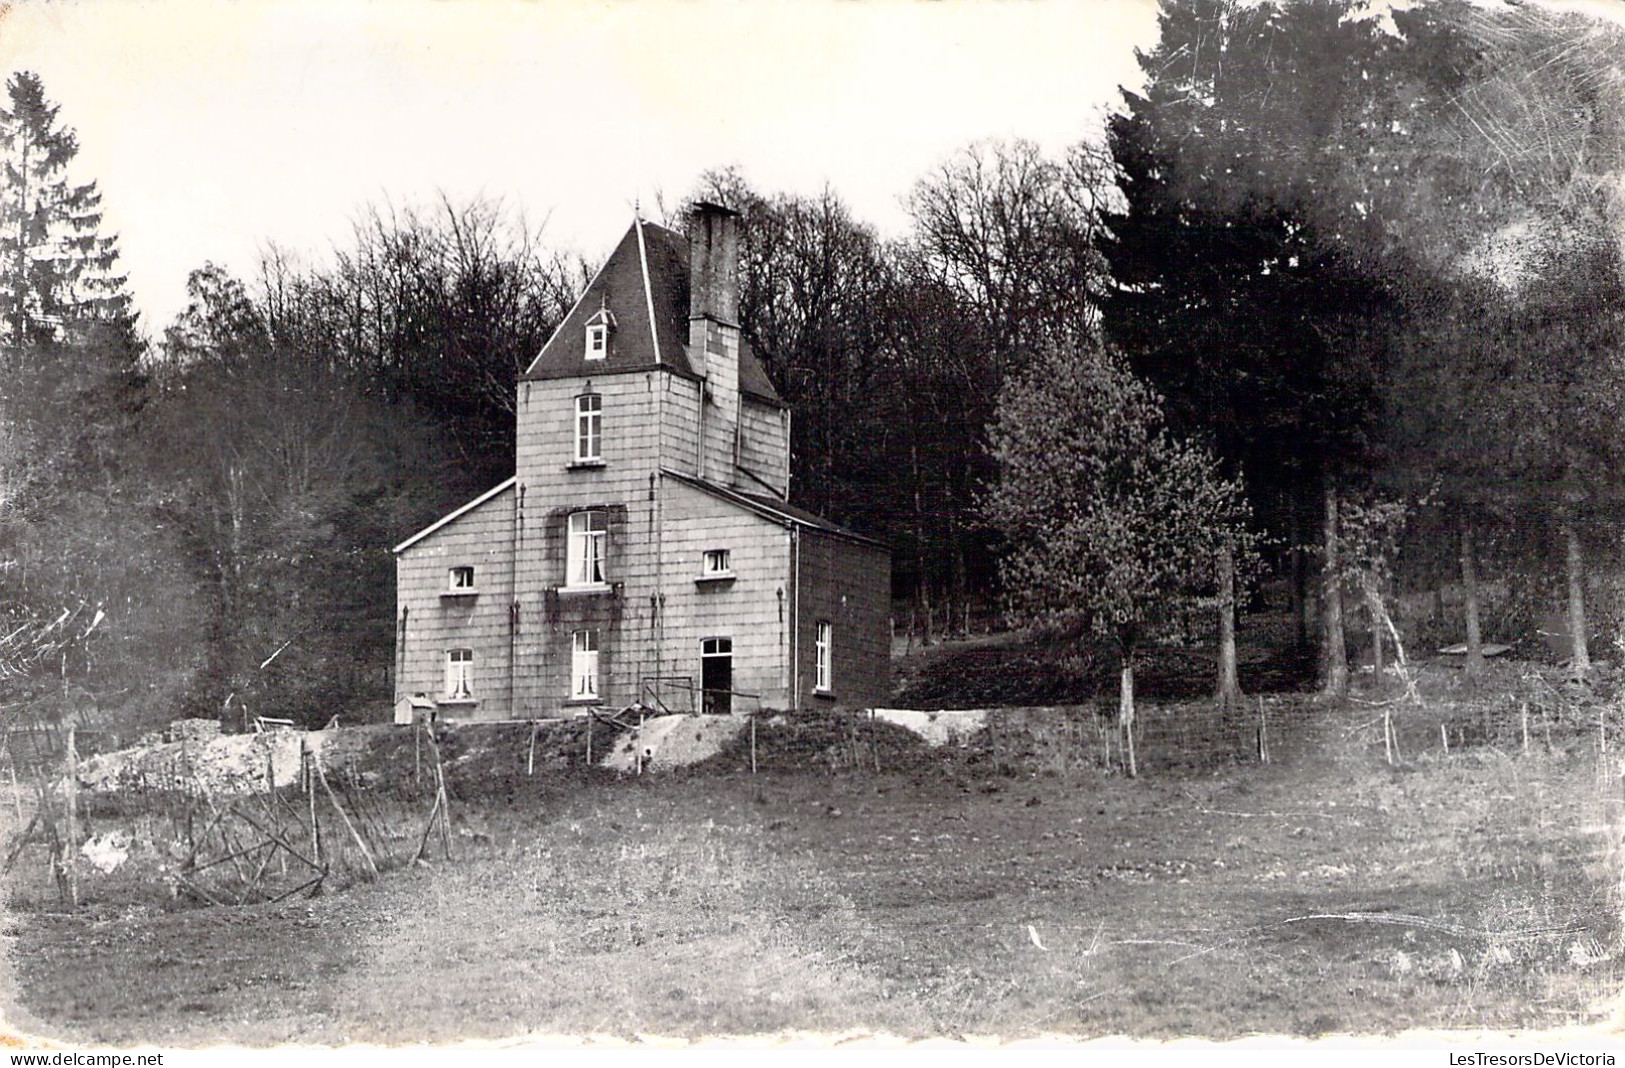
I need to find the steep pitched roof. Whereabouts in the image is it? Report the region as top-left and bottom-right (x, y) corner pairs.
(524, 220), (693, 380)
(737, 336), (784, 407)
(523, 218), (785, 406)
(392, 477), (516, 554)
(663, 469), (886, 550)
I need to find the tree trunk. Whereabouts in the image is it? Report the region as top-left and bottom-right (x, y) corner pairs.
(1119, 653), (1137, 779)
(1563, 518), (1590, 674)
(1289, 504), (1308, 649)
(1369, 595), (1385, 681)
(1461, 523), (1484, 682)
(1321, 478), (1349, 697)
(1216, 536), (1243, 710)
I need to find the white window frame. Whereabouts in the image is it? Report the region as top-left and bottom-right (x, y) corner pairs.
(701, 548), (732, 577)
(571, 630), (599, 700)
(445, 648), (474, 701)
(448, 566), (476, 592)
(566, 510), (608, 588)
(575, 393), (602, 462)
(814, 621), (833, 694)
(585, 323), (608, 361)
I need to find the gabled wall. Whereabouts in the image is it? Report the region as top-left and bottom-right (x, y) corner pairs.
(395, 486), (516, 718)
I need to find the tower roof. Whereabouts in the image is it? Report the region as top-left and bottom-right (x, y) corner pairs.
(522, 217), (784, 406)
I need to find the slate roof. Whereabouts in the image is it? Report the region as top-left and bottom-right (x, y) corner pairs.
(663, 469), (886, 550)
(523, 218), (784, 407)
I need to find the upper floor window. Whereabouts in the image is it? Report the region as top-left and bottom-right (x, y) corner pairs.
(445, 648), (474, 701)
(567, 510), (608, 587)
(702, 549), (732, 576)
(448, 566), (475, 592)
(575, 393), (602, 462)
(815, 620), (833, 693)
(584, 305), (614, 362)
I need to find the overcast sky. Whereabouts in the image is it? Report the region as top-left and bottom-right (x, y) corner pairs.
(0, 0), (1161, 334)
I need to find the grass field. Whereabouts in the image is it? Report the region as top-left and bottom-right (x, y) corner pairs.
(4, 679), (1622, 1044)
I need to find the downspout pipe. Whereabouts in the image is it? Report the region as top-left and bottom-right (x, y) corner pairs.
(791, 525), (801, 711)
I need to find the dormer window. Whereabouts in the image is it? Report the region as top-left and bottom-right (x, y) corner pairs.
(584, 305), (615, 361)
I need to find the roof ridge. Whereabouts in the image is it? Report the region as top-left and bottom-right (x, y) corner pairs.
(635, 217), (662, 366)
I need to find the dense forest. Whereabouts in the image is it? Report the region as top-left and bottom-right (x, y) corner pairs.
(5, 0), (1625, 731)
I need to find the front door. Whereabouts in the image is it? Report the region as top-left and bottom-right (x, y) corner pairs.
(701, 638), (732, 715)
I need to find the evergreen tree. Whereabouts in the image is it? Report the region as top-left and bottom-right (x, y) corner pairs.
(0, 71), (129, 345)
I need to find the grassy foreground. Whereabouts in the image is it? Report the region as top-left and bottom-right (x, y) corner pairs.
(4, 699), (1622, 1044)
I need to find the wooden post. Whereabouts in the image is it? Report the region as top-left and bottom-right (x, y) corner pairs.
(314, 755), (378, 879)
(749, 715), (757, 775)
(527, 721), (538, 777)
(7, 741), (21, 822)
(1441, 723), (1449, 755)
(1383, 709), (1394, 766)
(305, 745), (322, 870)
(423, 726), (451, 860)
(64, 726), (78, 908)
(585, 715), (593, 767)
(1257, 697), (1270, 765)
(414, 720), (422, 788)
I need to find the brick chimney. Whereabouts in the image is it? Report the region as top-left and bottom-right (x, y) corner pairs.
(689, 202), (740, 325)
(689, 203), (743, 485)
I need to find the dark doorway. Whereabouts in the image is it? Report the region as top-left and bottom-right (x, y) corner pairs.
(701, 637), (732, 714)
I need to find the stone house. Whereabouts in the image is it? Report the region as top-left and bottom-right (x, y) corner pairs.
(392, 204), (890, 720)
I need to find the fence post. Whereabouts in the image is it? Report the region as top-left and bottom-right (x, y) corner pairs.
(749, 715), (757, 775)
(64, 726), (78, 908)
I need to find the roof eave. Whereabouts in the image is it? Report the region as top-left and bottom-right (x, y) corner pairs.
(392, 476), (518, 554)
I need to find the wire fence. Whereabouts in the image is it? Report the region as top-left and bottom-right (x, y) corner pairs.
(8, 656), (1622, 916)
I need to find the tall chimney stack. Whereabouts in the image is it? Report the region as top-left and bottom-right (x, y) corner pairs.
(689, 202), (740, 325)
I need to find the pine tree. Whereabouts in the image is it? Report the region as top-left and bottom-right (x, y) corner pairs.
(0, 71), (129, 345)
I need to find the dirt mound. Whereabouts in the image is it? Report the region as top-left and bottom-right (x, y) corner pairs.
(77, 729), (312, 796)
(599, 715), (747, 772)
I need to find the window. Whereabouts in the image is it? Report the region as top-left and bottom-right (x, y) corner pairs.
(702, 548), (732, 576)
(575, 393), (602, 462)
(571, 630), (599, 699)
(584, 305), (615, 361)
(445, 648), (474, 701)
(815, 621), (833, 693)
(447, 566), (475, 592)
(566, 510), (608, 587)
